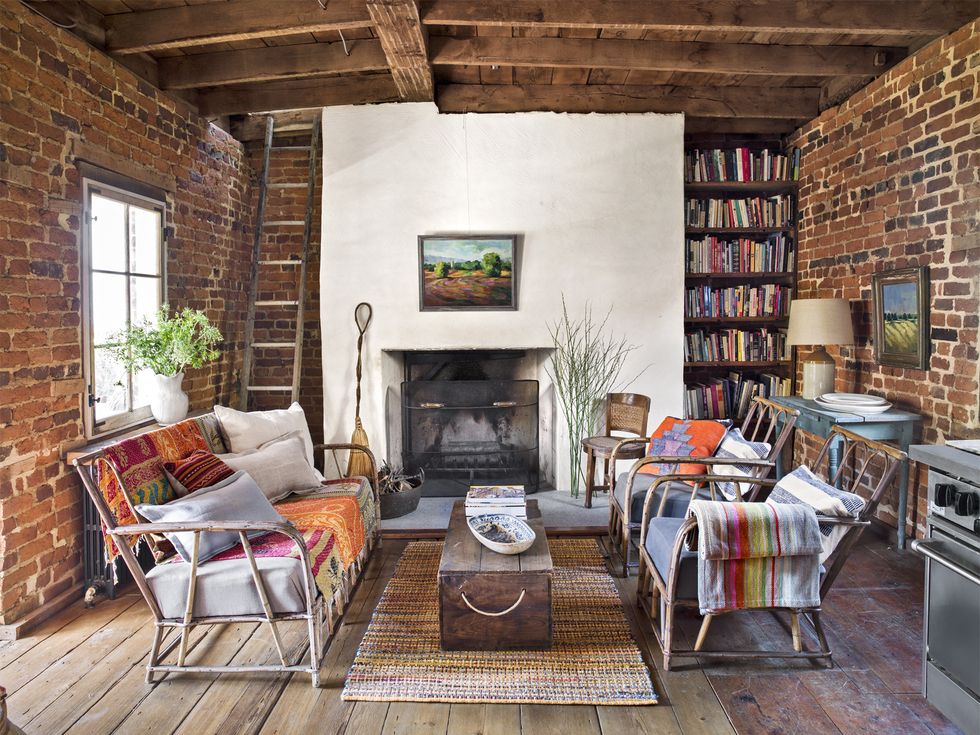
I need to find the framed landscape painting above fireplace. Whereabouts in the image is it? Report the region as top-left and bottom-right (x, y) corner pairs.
(418, 235), (517, 311)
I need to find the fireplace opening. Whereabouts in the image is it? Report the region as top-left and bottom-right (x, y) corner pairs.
(401, 351), (539, 497)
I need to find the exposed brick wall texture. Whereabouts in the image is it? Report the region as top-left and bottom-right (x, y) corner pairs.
(0, 4), (253, 623)
(244, 136), (324, 446)
(788, 19), (980, 538)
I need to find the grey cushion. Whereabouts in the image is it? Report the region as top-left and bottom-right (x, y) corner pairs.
(613, 473), (712, 523)
(147, 556), (307, 619)
(643, 516), (698, 600)
(135, 472), (286, 563)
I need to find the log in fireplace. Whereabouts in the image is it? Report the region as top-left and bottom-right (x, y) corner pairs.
(401, 351), (539, 496)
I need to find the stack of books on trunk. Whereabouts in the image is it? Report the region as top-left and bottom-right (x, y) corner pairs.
(465, 485), (527, 518)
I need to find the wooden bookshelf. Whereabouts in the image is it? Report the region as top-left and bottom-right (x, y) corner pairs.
(683, 143), (799, 419)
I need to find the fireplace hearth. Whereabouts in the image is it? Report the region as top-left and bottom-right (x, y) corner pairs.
(401, 351), (539, 496)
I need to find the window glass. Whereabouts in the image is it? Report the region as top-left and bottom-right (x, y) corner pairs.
(83, 181), (165, 436)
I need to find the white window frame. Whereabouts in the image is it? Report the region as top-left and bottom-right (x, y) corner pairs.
(81, 177), (168, 438)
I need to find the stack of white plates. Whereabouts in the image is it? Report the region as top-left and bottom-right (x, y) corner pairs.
(815, 393), (893, 414)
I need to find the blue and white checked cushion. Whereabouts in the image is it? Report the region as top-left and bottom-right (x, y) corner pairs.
(712, 429), (771, 500)
(766, 465), (866, 562)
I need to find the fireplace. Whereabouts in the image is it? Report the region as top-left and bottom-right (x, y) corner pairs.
(400, 351), (540, 496)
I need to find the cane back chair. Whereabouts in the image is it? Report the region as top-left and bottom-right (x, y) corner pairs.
(637, 426), (906, 670)
(74, 441), (379, 688)
(581, 392), (651, 508)
(607, 397), (799, 576)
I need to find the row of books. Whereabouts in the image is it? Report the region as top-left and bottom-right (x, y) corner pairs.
(684, 328), (788, 363)
(686, 147), (801, 183)
(686, 196), (794, 229)
(685, 284), (791, 319)
(465, 485), (526, 519)
(685, 234), (794, 274)
(685, 372), (792, 420)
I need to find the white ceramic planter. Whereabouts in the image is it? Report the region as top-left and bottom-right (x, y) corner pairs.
(151, 372), (189, 425)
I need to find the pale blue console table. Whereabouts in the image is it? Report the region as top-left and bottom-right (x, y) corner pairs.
(770, 396), (921, 549)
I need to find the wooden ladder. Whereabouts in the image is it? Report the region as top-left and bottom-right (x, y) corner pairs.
(238, 114), (320, 410)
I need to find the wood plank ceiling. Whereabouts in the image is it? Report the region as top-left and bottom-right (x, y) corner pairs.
(26, 0), (979, 140)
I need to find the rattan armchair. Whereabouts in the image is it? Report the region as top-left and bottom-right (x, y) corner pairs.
(636, 426), (906, 670)
(607, 397), (799, 576)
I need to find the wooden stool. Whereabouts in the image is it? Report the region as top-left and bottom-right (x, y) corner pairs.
(580, 436), (646, 509)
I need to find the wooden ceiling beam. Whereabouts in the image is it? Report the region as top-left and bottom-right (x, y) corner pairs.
(436, 84), (820, 118)
(195, 75), (400, 117)
(421, 1), (978, 36)
(431, 37), (902, 77)
(232, 109), (323, 141)
(105, 0), (372, 54)
(684, 118), (801, 136)
(158, 40), (389, 90)
(366, 0), (434, 101)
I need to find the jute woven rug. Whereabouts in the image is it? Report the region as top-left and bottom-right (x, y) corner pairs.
(342, 539), (657, 705)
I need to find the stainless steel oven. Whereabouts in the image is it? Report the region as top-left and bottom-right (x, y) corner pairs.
(910, 446), (980, 735)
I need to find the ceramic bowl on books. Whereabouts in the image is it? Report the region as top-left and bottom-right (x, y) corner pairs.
(467, 514), (536, 555)
(815, 395), (893, 414)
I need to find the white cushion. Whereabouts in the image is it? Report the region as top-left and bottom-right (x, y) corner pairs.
(214, 402), (315, 467)
(220, 432), (323, 503)
(135, 472), (286, 563)
(712, 428), (771, 500)
(766, 465), (866, 563)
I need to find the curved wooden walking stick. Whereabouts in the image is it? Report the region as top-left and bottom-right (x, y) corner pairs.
(345, 302), (374, 477)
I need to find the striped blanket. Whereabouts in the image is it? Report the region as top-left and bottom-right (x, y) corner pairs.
(686, 500), (822, 614)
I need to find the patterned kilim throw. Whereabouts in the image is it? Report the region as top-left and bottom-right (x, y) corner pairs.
(342, 539), (657, 705)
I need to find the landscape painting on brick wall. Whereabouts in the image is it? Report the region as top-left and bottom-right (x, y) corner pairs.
(417, 235), (518, 311)
(872, 266), (930, 370)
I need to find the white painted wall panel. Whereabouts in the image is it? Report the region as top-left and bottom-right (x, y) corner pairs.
(321, 103), (684, 491)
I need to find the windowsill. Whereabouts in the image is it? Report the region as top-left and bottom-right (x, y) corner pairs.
(63, 408), (210, 463)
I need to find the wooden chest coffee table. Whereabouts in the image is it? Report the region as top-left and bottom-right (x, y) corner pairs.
(439, 499), (553, 651)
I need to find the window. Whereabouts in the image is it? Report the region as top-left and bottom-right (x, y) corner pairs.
(82, 178), (166, 437)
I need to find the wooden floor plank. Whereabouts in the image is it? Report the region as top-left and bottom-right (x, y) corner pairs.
(382, 701), (451, 735)
(258, 542), (403, 735)
(6, 597), (148, 723)
(0, 595), (140, 694)
(597, 704), (683, 735)
(521, 703), (601, 734)
(0, 600), (93, 670)
(171, 622), (309, 735)
(447, 704), (521, 735)
(81, 623), (256, 735)
(708, 674), (841, 735)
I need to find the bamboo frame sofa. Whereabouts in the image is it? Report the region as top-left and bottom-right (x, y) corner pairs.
(636, 425), (906, 669)
(73, 414), (381, 687)
(607, 397), (800, 575)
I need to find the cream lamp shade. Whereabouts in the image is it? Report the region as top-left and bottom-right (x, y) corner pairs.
(786, 299), (855, 399)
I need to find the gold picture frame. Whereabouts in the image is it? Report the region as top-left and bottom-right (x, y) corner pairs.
(872, 266), (930, 370)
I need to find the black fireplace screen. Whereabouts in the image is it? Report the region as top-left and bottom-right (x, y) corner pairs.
(402, 379), (539, 496)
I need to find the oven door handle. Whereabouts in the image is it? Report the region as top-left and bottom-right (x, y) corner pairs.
(911, 539), (980, 586)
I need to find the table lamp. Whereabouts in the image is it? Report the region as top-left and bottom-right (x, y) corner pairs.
(786, 298), (855, 400)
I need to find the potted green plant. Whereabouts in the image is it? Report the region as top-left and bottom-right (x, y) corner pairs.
(106, 304), (222, 424)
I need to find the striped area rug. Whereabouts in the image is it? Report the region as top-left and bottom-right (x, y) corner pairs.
(342, 539), (657, 705)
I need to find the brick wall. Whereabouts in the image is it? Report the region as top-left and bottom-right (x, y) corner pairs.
(244, 135), (324, 445)
(0, 4), (254, 623)
(788, 19), (980, 536)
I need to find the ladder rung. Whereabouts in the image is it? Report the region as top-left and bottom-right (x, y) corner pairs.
(246, 386), (292, 392)
(255, 300), (300, 306)
(268, 183), (307, 189)
(263, 220), (305, 226)
(251, 342), (295, 348)
(260, 259), (303, 265)
(271, 145), (311, 151)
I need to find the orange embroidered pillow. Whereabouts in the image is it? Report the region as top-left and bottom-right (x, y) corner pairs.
(638, 417), (728, 477)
